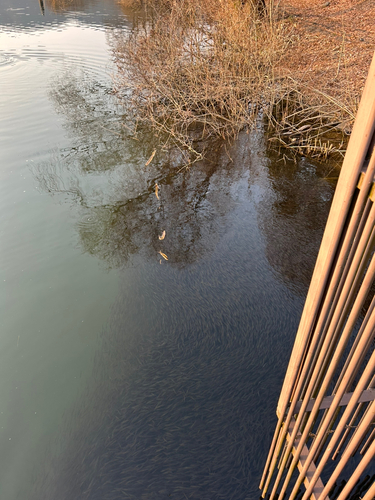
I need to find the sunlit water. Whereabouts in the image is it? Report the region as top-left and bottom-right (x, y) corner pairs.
(0, 1), (339, 499)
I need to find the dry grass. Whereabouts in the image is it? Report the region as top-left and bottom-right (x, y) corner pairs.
(46, 0), (375, 158)
(270, 0), (375, 157)
(44, 0), (373, 160)
(43, 0), (371, 161)
(279, 0), (374, 102)
(112, 0), (365, 161)
(112, 0), (293, 160)
(267, 79), (352, 159)
(116, 0), (137, 7)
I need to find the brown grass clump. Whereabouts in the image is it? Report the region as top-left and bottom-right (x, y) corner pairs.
(112, 0), (365, 161)
(45, 0), (373, 161)
(266, 79), (353, 159)
(112, 0), (292, 159)
(116, 0), (138, 8)
(269, 0), (375, 158)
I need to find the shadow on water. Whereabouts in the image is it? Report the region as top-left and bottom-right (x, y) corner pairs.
(31, 59), (338, 500)
(258, 148), (338, 296)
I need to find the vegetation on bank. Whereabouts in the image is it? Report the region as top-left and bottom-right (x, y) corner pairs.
(112, 0), (357, 163)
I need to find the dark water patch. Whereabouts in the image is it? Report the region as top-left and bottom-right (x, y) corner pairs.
(258, 151), (337, 296)
(29, 132), (337, 500)
(32, 254), (300, 500)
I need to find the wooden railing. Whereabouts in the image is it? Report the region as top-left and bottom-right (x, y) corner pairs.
(260, 52), (375, 500)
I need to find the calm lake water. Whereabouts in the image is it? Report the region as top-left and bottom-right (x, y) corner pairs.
(0, 1), (339, 499)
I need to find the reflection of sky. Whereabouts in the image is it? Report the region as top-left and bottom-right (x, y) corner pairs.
(0, 23), (113, 73)
(0, 0), (131, 31)
(0, 1), (132, 164)
(0, 8), (127, 500)
(0, 24), (113, 176)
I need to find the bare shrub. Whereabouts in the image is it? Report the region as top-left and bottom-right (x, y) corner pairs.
(112, 0), (291, 159)
(112, 0), (356, 161)
(267, 78), (352, 159)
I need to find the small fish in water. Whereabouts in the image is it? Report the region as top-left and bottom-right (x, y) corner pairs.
(145, 149), (156, 166)
(158, 230), (166, 240)
(155, 183), (159, 200)
(159, 251), (168, 261)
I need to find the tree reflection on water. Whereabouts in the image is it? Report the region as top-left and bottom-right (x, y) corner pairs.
(31, 35), (340, 500)
(35, 0), (338, 290)
(36, 63), (337, 282)
(258, 148), (337, 295)
(36, 70), (248, 269)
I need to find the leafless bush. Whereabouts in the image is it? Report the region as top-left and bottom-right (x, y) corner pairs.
(112, 0), (290, 158)
(267, 78), (353, 159)
(112, 0), (354, 161)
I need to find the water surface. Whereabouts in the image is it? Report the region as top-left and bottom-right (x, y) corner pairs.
(0, 2), (338, 498)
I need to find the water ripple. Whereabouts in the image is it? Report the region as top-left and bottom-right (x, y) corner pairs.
(0, 52), (21, 67)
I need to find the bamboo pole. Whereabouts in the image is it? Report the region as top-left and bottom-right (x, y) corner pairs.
(360, 425), (375, 455)
(308, 142), (375, 400)
(302, 400), (375, 500)
(290, 347), (375, 500)
(260, 49), (375, 500)
(309, 204), (375, 392)
(333, 295), (375, 395)
(310, 218), (375, 460)
(332, 373), (375, 459)
(361, 481), (375, 500)
(293, 179), (375, 461)
(267, 223), (375, 500)
(312, 213), (375, 483)
(345, 403), (374, 457)
(335, 439), (375, 500)
(277, 50), (375, 415)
